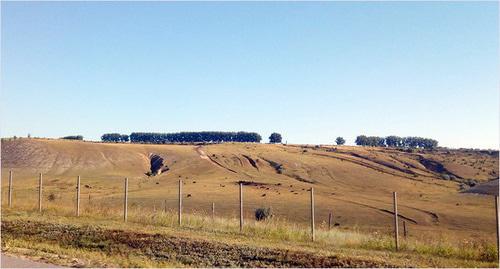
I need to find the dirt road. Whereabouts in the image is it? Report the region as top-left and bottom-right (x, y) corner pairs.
(1, 254), (63, 268)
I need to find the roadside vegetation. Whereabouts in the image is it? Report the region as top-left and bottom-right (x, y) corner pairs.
(2, 203), (497, 268)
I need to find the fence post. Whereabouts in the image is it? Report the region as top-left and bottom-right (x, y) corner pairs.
(124, 178), (128, 222)
(178, 179), (182, 226)
(212, 202), (215, 220)
(328, 212), (332, 230)
(393, 191), (399, 251)
(239, 183), (243, 232)
(495, 195), (499, 256)
(164, 199), (167, 213)
(38, 173), (43, 212)
(310, 187), (315, 242)
(8, 170), (12, 208)
(76, 176), (81, 216)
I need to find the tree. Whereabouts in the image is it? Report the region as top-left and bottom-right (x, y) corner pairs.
(120, 134), (130, 142)
(61, 135), (83, 140)
(385, 136), (402, 147)
(355, 135), (368, 146)
(356, 134), (438, 150)
(335, 137), (345, 145)
(355, 135), (385, 147)
(269, 133), (282, 144)
(128, 131), (262, 144)
(101, 133), (121, 142)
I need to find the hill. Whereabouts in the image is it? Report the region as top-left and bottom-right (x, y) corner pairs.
(1, 138), (498, 242)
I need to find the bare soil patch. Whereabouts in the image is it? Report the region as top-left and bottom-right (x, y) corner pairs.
(1, 220), (392, 268)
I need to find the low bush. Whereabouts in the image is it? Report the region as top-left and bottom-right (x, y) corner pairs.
(255, 207), (273, 221)
(48, 193), (56, 201)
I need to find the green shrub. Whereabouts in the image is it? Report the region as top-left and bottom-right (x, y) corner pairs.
(255, 207), (273, 221)
(48, 193), (56, 201)
(441, 174), (451, 180)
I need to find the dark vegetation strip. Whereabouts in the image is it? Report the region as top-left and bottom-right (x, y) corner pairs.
(259, 157), (315, 183)
(206, 155), (238, 174)
(311, 152), (420, 181)
(416, 156), (463, 179)
(348, 153), (417, 175)
(1, 220), (393, 268)
(241, 155), (259, 170)
(129, 132), (262, 144)
(260, 158), (284, 174)
(101, 132), (262, 143)
(327, 197), (418, 224)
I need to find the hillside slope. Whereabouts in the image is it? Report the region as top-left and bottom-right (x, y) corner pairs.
(1, 138), (498, 242)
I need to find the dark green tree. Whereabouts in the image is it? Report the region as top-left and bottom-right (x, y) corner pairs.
(355, 135), (368, 146)
(335, 137), (345, 145)
(385, 136), (402, 147)
(61, 135), (83, 140)
(120, 134), (130, 142)
(269, 133), (282, 144)
(101, 133), (122, 142)
(129, 131), (262, 144)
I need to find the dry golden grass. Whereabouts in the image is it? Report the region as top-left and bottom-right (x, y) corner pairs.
(1, 138), (498, 266)
(2, 206), (498, 267)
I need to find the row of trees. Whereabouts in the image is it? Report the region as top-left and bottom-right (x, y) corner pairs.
(101, 133), (130, 142)
(355, 135), (438, 149)
(98, 131), (436, 148)
(61, 135), (83, 140)
(128, 131), (262, 143)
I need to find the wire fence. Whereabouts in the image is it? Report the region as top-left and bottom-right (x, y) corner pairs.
(2, 170), (499, 254)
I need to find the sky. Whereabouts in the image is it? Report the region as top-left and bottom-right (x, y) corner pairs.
(1, 2), (498, 149)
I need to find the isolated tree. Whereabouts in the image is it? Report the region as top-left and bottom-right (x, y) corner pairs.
(269, 133), (282, 144)
(335, 137), (345, 145)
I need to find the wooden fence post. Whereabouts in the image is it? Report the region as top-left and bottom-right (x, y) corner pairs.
(164, 199), (167, 213)
(393, 192), (399, 251)
(124, 178), (128, 222)
(38, 173), (43, 212)
(76, 176), (81, 216)
(239, 183), (243, 232)
(495, 195), (499, 256)
(328, 212), (332, 230)
(8, 170), (12, 208)
(178, 179), (182, 226)
(311, 187), (315, 242)
(212, 202), (215, 220)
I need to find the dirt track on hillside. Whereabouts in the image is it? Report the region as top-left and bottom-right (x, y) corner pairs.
(2, 220), (393, 268)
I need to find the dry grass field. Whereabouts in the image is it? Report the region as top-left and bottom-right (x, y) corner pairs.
(1, 138), (498, 267)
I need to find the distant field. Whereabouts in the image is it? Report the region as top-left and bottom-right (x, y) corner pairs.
(1, 138), (498, 267)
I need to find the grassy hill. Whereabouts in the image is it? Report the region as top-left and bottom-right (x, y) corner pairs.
(1, 138), (498, 267)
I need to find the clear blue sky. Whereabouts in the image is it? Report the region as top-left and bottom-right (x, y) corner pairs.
(1, 2), (498, 149)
